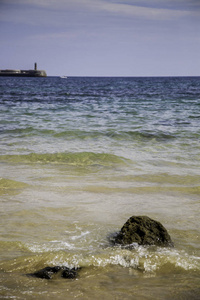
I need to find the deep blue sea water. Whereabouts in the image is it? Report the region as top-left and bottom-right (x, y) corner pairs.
(0, 76), (200, 299)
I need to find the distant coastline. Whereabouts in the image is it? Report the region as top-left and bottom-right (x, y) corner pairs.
(0, 63), (47, 77)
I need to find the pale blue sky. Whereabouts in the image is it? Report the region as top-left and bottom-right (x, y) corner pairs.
(1, 0), (200, 76)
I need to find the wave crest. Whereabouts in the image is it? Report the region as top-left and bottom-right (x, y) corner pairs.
(0, 152), (129, 167)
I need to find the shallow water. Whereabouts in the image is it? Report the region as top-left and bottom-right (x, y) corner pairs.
(0, 76), (200, 299)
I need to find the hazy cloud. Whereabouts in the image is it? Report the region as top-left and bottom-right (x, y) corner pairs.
(2, 0), (199, 23)
(1, 0), (200, 76)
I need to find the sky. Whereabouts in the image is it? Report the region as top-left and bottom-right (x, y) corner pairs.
(0, 0), (200, 76)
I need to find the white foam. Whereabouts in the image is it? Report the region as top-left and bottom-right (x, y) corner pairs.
(71, 231), (90, 241)
(27, 240), (75, 252)
(26, 241), (200, 273)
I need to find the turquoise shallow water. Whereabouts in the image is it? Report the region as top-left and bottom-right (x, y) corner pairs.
(0, 77), (200, 299)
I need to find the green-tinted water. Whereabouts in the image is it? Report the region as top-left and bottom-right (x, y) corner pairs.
(0, 77), (200, 299)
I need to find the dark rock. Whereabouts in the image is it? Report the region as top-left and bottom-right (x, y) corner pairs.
(28, 266), (79, 280)
(61, 267), (78, 279)
(113, 216), (174, 247)
(29, 266), (61, 279)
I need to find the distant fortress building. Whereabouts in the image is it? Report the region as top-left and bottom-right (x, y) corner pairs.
(0, 63), (47, 77)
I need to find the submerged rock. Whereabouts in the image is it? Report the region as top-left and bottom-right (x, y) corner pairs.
(28, 266), (79, 280)
(61, 267), (78, 279)
(113, 216), (174, 247)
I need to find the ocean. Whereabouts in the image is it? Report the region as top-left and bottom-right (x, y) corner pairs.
(0, 76), (200, 299)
